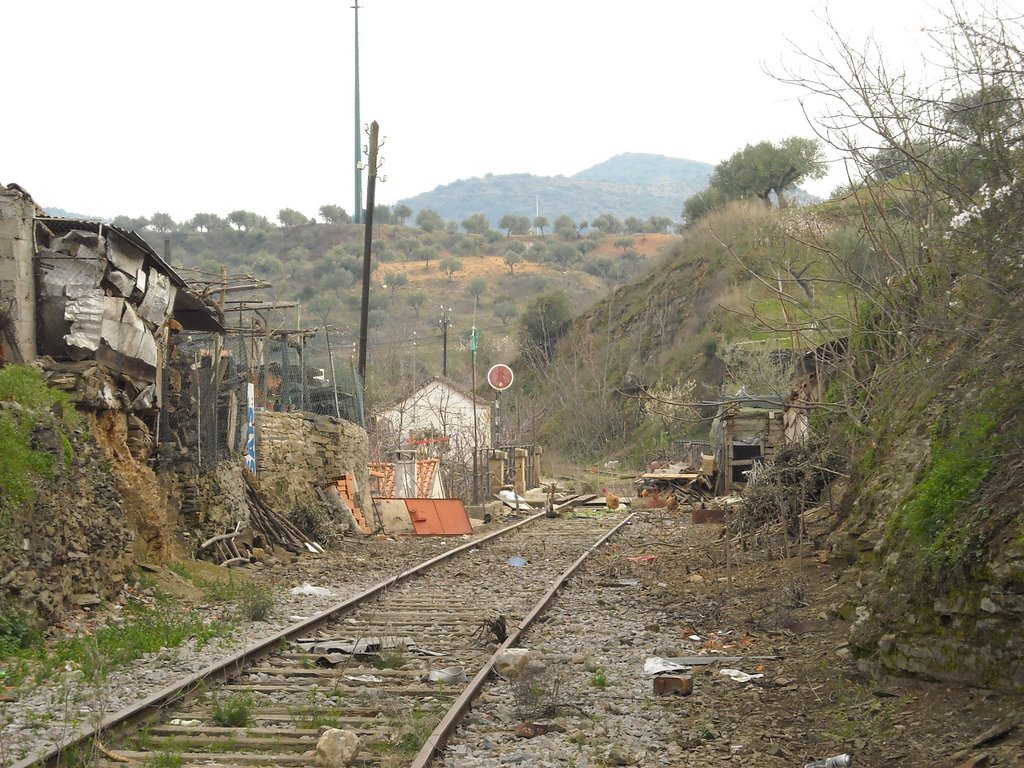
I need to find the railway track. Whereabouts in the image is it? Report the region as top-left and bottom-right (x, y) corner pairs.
(16, 508), (633, 768)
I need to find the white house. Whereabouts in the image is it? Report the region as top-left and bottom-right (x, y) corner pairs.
(375, 376), (492, 462)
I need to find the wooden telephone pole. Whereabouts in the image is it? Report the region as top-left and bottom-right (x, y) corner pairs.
(357, 120), (379, 384)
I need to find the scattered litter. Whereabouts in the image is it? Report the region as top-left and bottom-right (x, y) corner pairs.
(412, 645), (444, 657)
(719, 668), (764, 683)
(427, 667), (467, 684)
(688, 634), (702, 642)
(288, 615), (310, 622)
(296, 635), (415, 665)
(497, 490), (532, 510)
(169, 719), (201, 726)
(507, 556), (528, 567)
(290, 583), (334, 597)
(344, 674), (385, 683)
(804, 754), (852, 768)
(644, 657), (691, 676)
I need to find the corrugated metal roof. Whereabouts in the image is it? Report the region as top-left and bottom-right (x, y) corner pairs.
(34, 217), (224, 333)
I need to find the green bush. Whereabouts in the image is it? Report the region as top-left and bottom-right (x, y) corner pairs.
(211, 691), (254, 727)
(238, 583), (275, 622)
(0, 601), (44, 654)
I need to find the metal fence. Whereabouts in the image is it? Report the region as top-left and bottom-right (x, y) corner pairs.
(161, 329), (364, 472)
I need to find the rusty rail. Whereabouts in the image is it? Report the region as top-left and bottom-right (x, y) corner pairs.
(12, 510), (549, 768)
(410, 511), (637, 766)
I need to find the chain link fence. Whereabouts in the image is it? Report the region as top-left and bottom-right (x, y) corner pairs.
(162, 329), (363, 472)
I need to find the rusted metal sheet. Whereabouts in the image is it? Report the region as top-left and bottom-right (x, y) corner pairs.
(405, 498), (472, 535)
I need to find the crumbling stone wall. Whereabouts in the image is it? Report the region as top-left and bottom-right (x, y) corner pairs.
(834, 392), (1024, 692)
(0, 404), (133, 625)
(255, 411), (369, 515)
(190, 459), (250, 544)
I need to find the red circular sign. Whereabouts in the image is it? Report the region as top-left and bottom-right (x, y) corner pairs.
(487, 364), (514, 391)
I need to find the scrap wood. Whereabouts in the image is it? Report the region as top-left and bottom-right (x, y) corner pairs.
(243, 471), (324, 554)
(200, 521), (243, 550)
(199, 521), (249, 567)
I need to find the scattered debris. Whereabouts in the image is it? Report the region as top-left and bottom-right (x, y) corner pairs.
(970, 721), (1016, 749)
(200, 521), (248, 567)
(497, 489), (533, 511)
(95, 742), (130, 763)
(600, 579), (640, 587)
(290, 583), (334, 597)
(653, 674), (693, 696)
(636, 462), (715, 504)
(803, 753), (852, 768)
(643, 657), (691, 676)
(494, 648), (533, 679)
(296, 635), (422, 665)
(508, 556), (528, 567)
(474, 615), (509, 644)
(514, 722), (566, 738)
(344, 674), (385, 683)
(427, 667), (467, 684)
(627, 555), (657, 563)
(244, 471), (324, 554)
(719, 668), (765, 683)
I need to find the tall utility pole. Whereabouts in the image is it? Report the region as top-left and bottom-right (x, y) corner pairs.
(357, 120), (380, 383)
(352, 0), (362, 224)
(438, 306), (452, 377)
(470, 326), (479, 504)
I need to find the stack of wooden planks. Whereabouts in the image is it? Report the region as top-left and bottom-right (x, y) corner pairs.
(243, 471), (324, 554)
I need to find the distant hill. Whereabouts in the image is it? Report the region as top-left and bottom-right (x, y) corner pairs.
(395, 153), (714, 226)
(42, 206), (108, 222)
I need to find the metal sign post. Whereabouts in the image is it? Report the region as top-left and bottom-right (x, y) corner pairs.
(486, 363), (514, 456)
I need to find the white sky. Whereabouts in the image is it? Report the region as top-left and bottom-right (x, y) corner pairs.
(2, 1), (1005, 222)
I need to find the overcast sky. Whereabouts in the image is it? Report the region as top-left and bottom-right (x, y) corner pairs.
(2, 1), (1006, 223)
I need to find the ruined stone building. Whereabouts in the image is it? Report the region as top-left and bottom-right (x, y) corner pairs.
(1, 183), (370, 622)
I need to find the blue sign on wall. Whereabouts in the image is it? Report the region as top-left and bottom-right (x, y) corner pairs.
(246, 383), (256, 472)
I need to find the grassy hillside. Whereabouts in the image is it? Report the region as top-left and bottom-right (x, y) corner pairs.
(508, 199), (856, 460)
(156, 220), (681, 406)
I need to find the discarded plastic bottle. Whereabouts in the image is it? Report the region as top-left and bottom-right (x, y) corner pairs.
(804, 755), (852, 768)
